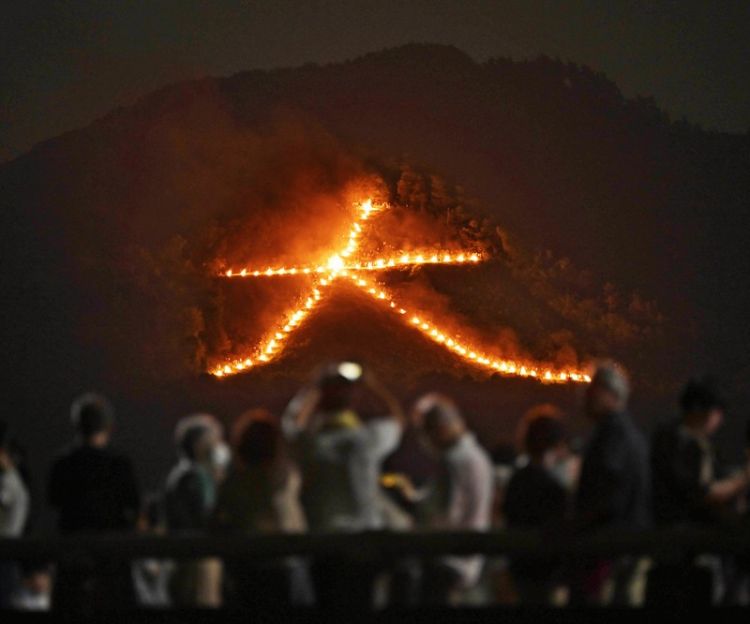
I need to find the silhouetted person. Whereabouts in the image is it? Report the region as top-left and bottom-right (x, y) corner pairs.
(282, 362), (404, 610)
(648, 377), (750, 606)
(47, 393), (139, 611)
(165, 413), (226, 607)
(411, 393), (494, 605)
(652, 377), (748, 526)
(573, 362), (650, 606)
(0, 420), (30, 608)
(503, 405), (569, 605)
(214, 409), (312, 608)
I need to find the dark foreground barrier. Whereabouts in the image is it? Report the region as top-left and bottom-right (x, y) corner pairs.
(2, 526), (750, 561)
(2, 528), (750, 620)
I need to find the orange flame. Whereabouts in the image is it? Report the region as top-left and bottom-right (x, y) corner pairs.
(346, 274), (590, 383)
(222, 250), (482, 277)
(210, 279), (329, 377)
(210, 199), (589, 384)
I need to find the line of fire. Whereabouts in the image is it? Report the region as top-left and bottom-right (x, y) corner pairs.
(209, 199), (591, 384)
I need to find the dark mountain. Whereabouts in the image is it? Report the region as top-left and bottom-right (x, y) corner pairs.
(2, 44), (749, 502)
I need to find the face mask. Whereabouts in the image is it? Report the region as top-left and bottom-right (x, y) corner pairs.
(548, 455), (574, 489)
(211, 442), (231, 471)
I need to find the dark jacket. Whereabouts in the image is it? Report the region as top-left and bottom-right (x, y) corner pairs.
(576, 411), (651, 530)
(165, 460), (216, 532)
(504, 463), (568, 529)
(651, 420), (719, 526)
(48, 445), (139, 533)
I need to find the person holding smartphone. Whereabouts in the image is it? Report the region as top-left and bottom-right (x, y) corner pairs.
(282, 362), (405, 609)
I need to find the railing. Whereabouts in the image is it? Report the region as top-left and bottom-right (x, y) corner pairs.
(3, 529), (750, 619)
(2, 526), (750, 561)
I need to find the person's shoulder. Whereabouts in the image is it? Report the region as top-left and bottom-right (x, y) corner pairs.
(511, 463), (556, 487)
(104, 447), (135, 468)
(605, 411), (633, 431)
(510, 462), (539, 479)
(50, 443), (79, 467)
(315, 425), (360, 449)
(651, 418), (681, 445)
(364, 416), (401, 438)
(177, 465), (204, 489)
(167, 460), (197, 484)
(358, 417), (400, 443)
(454, 435), (493, 472)
(166, 467), (202, 502)
(605, 412), (646, 442)
(506, 464), (533, 489)
(464, 433), (491, 459)
(54, 441), (79, 457)
(503, 468), (523, 503)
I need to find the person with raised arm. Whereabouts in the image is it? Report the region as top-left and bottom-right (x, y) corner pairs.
(281, 362), (405, 609)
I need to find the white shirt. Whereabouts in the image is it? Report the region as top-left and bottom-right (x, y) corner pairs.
(0, 467), (29, 537)
(287, 412), (402, 532)
(430, 432), (494, 587)
(11, 587), (51, 611)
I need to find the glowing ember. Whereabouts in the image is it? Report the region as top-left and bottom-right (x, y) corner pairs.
(210, 199), (589, 383)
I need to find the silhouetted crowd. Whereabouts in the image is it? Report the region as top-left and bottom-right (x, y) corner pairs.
(2, 360), (750, 611)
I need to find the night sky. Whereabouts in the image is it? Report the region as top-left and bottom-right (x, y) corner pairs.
(2, 0), (749, 162)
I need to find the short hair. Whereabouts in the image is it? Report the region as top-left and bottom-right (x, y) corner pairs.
(517, 403), (565, 454)
(232, 409), (281, 467)
(174, 413), (221, 460)
(524, 415), (566, 456)
(70, 393), (114, 437)
(679, 376), (726, 414)
(590, 360), (630, 401)
(414, 393), (463, 430)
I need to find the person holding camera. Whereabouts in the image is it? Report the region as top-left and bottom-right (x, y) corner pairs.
(282, 362), (404, 609)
